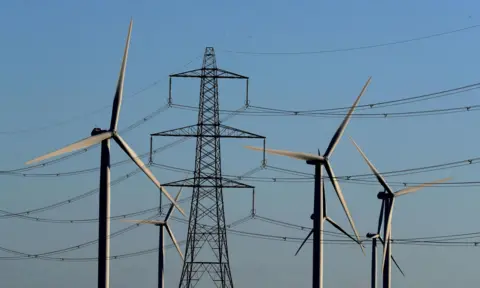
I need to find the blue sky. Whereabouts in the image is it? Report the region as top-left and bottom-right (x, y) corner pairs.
(1, 0), (480, 287)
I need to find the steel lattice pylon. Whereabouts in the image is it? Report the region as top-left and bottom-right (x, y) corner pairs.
(151, 47), (265, 288)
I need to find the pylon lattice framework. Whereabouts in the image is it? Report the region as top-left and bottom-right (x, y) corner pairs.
(151, 47), (265, 288)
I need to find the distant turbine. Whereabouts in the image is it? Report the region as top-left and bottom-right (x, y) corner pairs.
(122, 187), (184, 288)
(25, 19), (184, 288)
(366, 195), (405, 288)
(350, 137), (451, 288)
(295, 173), (364, 256)
(245, 77), (372, 288)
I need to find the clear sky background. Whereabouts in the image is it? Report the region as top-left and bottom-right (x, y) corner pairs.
(1, 0), (480, 287)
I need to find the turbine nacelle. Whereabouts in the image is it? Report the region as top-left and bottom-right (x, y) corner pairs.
(91, 128), (107, 136)
(366, 232), (380, 239)
(306, 159), (325, 165)
(376, 191), (393, 200)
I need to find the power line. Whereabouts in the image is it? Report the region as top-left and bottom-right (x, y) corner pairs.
(0, 213), (254, 261)
(2, 214), (479, 262)
(0, 55), (203, 136)
(2, 163), (261, 225)
(172, 102), (480, 118)
(2, 79), (479, 175)
(1, 105), (246, 176)
(221, 24), (480, 55)
(0, 104), (170, 174)
(0, 198), (190, 224)
(251, 82), (480, 113)
(0, 150), (477, 220)
(0, 106), (248, 219)
(252, 215), (480, 242)
(5, 136), (479, 181)
(0, 148), (475, 223)
(0, 151), (474, 223)
(2, 213), (161, 259)
(168, 79), (480, 118)
(151, 156), (480, 187)
(262, 164), (479, 187)
(0, 167), (143, 219)
(0, 165), (258, 260)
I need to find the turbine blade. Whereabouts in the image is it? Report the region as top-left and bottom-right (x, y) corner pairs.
(323, 183), (327, 218)
(349, 137), (395, 194)
(325, 216), (365, 254)
(295, 229), (313, 256)
(394, 177), (452, 197)
(324, 77), (372, 158)
(113, 134), (185, 216)
(324, 161), (363, 252)
(121, 219), (165, 225)
(377, 200), (385, 234)
(319, 148), (327, 217)
(244, 146), (324, 162)
(164, 186), (184, 221)
(382, 198), (396, 272)
(26, 131), (113, 165)
(391, 254), (406, 277)
(110, 19), (133, 132)
(378, 237), (405, 277)
(165, 224), (184, 260)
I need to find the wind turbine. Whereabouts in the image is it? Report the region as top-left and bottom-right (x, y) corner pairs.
(350, 137), (451, 288)
(294, 175), (365, 256)
(366, 194), (405, 288)
(25, 19), (184, 288)
(122, 186), (184, 288)
(245, 77), (372, 288)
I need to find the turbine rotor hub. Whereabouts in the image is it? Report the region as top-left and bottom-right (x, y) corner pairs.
(366, 232), (378, 238)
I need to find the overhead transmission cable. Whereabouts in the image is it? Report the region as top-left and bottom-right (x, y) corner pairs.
(0, 104), (169, 174)
(0, 211), (255, 261)
(4, 22), (477, 135)
(221, 24), (480, 55)
(2, 213), (480, 262)
(169, 79), (480, 118)
(0, 54), (203, 136)
(0, 106), (248, 219)
(2, 79), (479, 175)
(1, 105), (246, 176)
(171, 102), (480, 118)
(0, 166), (262, 259)
(0, 165), (262, 224)
(3, 116), (480, 180)
(250, 82), (480, 113)
(2, 148), (479, 221)
(2, 147), (479, 223)
(151, 155), (480, 187)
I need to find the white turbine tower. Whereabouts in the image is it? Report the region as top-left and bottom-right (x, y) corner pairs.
(350, 137), (451, 288)
(25, 19), (184, 288)
(245, 77), (372, 288)
(122, 187), (184, 288)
